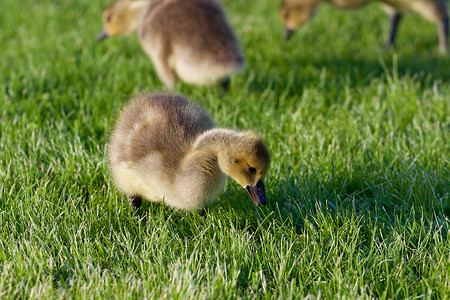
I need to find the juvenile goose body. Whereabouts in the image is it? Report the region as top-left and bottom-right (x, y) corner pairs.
(109, 94), (270, 212)
(279, 0), (449, 53)
(98, 0), (244, 90)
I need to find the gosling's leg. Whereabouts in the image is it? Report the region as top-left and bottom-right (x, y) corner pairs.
(129, 195), (142, 216)
(220, 77), (230, 93)
(141, 43), (177, 89)
(409, 0), (449, 54)
(437, 14), (448, 54)
(410, 0), (448, 54)
(153, 57), (177, 90)
(384, 11), (402, 49)
(198, 208), (207, 218)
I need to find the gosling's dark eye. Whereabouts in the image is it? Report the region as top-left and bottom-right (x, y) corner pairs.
(106, 15), (112, 22)
(248, 167), (256, 174)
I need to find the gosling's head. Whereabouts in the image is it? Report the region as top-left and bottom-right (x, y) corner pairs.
(219, 132), (271, 206)
(97, 0), (140, 41)
(279, 0), (320, 40)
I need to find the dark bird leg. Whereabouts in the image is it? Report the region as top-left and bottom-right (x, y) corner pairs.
(198, 207), (207, 218)
(437, 14), (449, 54)
(220, 77), (230, 93)
(129, 195), (142, 216)
(383, 12), (402, 50)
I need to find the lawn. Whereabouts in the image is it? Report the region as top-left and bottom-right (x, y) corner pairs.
(0, 0), (449, 298)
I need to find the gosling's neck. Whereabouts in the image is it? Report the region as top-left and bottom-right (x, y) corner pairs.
(174, 129), (235, 203)
(189, 129), (240, 173)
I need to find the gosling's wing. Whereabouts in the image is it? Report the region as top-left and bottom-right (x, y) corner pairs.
(109, 94), (214, 171)
(140, 0), (242, 63)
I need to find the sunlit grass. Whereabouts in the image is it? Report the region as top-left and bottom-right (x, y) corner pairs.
(0, 0), (449, 298)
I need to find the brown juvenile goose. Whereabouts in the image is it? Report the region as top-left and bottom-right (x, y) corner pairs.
(279, 0), (449, 53)
(98, 0), (244, 90)
(108, 94), (270, 214)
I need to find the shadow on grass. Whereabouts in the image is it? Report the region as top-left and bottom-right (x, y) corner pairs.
(229, 161), (449, 290)
(96, 150), (448, 250)
(225, 156), (449, 235)
(122, 155), (449, 238)
(246, 51), (450, 96)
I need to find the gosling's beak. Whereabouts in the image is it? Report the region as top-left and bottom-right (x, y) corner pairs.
(97, 29), (108, 41)
(246, 180), (267, 206)
(285, 27), (294, 40)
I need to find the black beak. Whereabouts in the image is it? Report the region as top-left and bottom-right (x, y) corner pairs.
(246, 180), (267, 206)
(97, 29), (108, 42)
(285, 28), (294, 40)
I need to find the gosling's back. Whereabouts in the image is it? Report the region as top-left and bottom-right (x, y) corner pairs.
(140, 0), (242, 63)
(138, 0), (244, 86)
(110, 94), (214, 168)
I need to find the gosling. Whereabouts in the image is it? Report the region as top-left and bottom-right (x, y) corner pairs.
(108, 94), (270, 214)
(279, 0), (449, 54)
(98, 0), (244, 90)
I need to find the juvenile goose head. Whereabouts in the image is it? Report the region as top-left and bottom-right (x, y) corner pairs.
(220, 133), (270, 205)
(195, 129), (271, 205)
(279, 0), (320, 39)
(109, 94), (270, 213)
(97, 0), (149, 41)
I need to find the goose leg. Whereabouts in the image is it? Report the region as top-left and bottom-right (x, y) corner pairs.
(198, 207), (207, 217)
(153, 58), (177, 89)
(409, 0), (448, 54)
(220, 77), (230, 93)
(129, 195), (142, 216)
(384, 12), (402, 49)
(140, 41), (177, 89)
(437, 14), (448, 54)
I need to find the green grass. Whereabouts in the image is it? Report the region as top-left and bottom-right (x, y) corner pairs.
(1, 0), (449, 298)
